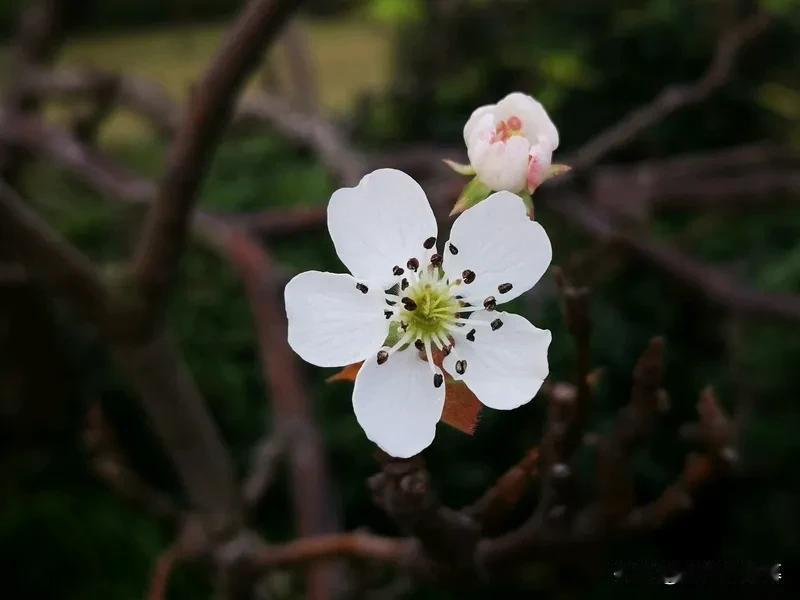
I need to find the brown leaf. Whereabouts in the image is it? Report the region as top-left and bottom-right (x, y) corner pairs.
(327, 362), (363, 383)
(442, 381), (482, 435)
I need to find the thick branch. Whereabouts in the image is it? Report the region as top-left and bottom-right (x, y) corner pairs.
(113, 331), (241, 518)
(132, 0), (303, 323)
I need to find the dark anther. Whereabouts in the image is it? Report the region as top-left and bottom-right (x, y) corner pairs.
(423, 236), (437, 249)
(393, 265), (404, 276)
(377, 350), (389, 365)
(401, 278), (409, 290)
(400, 321), (408, 331)
(441, 345), (452, 356)
(407, 257), (420, 271)
(498, 282), (513, 294)
(455, 360), (467, 375)
(356, 282), (369, 294)
(455, 294), (463, 300)
(414, 339), (425, 351)
(462, 269), (476, 284)
(448, 243), (459, 255)
(384, 310), (393, 319)
(483, 296), (497, 311)
(433, 373), (444, 388)
(491, 318), (504, 331)
(430, 253), (442, 266)
(466, 328), (476, 342)
(386, 299), (396, 306)
(402, 297), (418, 311)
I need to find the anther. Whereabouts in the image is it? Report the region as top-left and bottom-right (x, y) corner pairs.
(466, 328), (476, 342)
(393, 265), (404, 276)
(414, 339), (424, 351)
(384, 310), (393, 319)
(483, 296), (496, 311)
(433, 373), (444, 388)
(407, 257), (419, 271)
(491, 318), (504, 331)
(498, 282), (513, 294)
(423, 236), (436, 249)
(441, 344), (452, 356)
(455, 360), (467, 375)
(430, 253), (442, 267)
(401, 278), (409, 290)
(448, 243), (459, 255)
(356, 282), (369, 294)
(462, 269), (475, 284)
(377, 350), (389, 365)
(402, 297), (417, 311)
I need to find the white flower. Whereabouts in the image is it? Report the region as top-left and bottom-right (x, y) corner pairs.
(285, 168), (552, 458)
(464, 92), (559, 194)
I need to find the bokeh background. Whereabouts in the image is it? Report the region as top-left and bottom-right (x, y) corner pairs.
(1, 0), (799, 597)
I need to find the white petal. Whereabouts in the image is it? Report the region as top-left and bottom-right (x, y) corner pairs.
(463, 104), (495, 144)
(495, 92), (559, 150)
(285, 271), (389, 368)
(327, 169), (437, 288)
(444, 311), (550, 410)
(444, 191), (552, 303)
(468, 135), (530, 192)
(353, 348), (444, 458)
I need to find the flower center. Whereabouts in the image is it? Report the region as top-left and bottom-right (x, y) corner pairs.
(400, 274), (461, 342)
(492, 115), (524, 143)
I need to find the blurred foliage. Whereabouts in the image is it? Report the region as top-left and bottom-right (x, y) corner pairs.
(2, 0), (800, 598)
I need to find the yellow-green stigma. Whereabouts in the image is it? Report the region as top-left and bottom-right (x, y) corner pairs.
(400, 275), (460, 343)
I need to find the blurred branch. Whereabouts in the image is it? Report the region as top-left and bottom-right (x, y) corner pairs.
(84, 403), (179, 520)
(252, 532), (418, 569)
(132, 0), (304, 327)
(0, 112), (157, 203)
(462, 448), (540, 532)
(212, 227), (340, 598)
(568, 13), (771, 171)
(242, 432), (287, 508)
(0, 181), (110, 326)
(546, 191), (800, 323)
(0, 0), (62, 181)
(238, 92), (366, 185)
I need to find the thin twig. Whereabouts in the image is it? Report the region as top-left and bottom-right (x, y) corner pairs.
(568, 14), (771, 171)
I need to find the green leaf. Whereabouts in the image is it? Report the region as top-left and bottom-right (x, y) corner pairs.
(442, 158), (476, 176)
(450, 176), (491, 215)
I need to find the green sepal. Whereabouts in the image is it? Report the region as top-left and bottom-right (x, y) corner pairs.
(450, 176), (491, 215)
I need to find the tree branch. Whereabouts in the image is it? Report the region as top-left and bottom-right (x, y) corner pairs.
(0, 180), (110, 325)
(132, 0), (304, 325)
(568, 14), (771, 171)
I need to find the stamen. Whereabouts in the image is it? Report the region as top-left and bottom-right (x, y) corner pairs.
(498, 282), (513, 294)
(448, 243), (459, 255)
(414, 338), (424, 351)
(384, 310), (393, 319)
(402, 297), (418, 311)
(483, 296), (497, 311)
(462, 269), (476, 284)
(407, 257), (420, 272)
(393, 265), (404, 276)
(423, 236), (437, 250)
(491, 318), (504, 331)
(466, 328), (476, 342)
(356, 282), (369, 294)
(401, 278), (409, 290)
(433, 373), (444, 388)
(455, 359), (467, 375)
(376, 350), (388, 365)
(430, 253), (442, 267)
